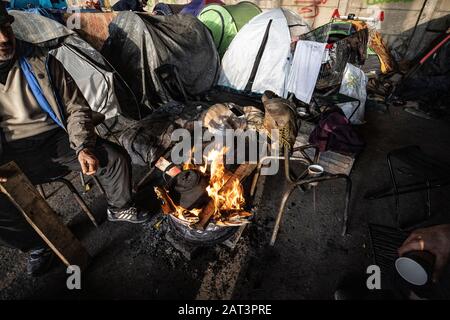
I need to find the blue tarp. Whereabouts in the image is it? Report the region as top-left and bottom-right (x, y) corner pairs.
(9, 0), (67, 10)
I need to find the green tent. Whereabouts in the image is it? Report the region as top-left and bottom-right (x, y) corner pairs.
(198, 1), (261, 57)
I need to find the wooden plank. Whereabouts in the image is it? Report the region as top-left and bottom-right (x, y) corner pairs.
(154, 186), (175, 215)
(194, 163), (257, 230)
(0, 162), (90, 270)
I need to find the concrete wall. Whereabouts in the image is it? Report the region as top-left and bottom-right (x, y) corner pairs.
(151, 0), (449, 58)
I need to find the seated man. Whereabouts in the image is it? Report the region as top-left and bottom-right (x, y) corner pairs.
(0, 4), (149, 276)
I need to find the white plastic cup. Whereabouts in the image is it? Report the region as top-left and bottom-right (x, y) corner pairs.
(395, 251), (435, 286)
(307, 164), (324, 187)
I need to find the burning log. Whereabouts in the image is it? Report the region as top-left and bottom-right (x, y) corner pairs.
(194, 163), (257, 230)
(154, 149), (256, 230)
(215, 210), (253, 227)
(154, 186), (175, 215)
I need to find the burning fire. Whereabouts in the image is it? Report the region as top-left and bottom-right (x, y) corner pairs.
(202, 149), (245, 221)
(156, 148), (252, 227)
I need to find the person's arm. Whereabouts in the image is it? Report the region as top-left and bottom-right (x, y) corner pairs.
(398, 224), (450, 282)
(48, 56), (99, 175)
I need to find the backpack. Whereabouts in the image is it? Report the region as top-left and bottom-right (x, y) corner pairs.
(309, 106), (365, 154)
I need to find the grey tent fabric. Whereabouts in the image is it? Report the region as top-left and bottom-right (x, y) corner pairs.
(10, 10), (73, 45)
(119, 101), (208, 166)
(119, 102), (184, 166)
(52, 44), (120, 120)
(103, 12), (220, 109)
(394, 33), (450, 108)
(10, 11), (140, 121)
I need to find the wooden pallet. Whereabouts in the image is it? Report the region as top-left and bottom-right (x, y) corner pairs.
(293, 133), (355, 176)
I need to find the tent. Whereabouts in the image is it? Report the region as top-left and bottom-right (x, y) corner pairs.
(218, 8), (310, 97)
(9, 0), (67, 9)
(198, 1), (261, 57)
(103, 12), (220, 110)
(9, 10), (140, 122)
(152, 2), (186, 15)
(152, 0), (223, 16)
(394, 32), (450, 106)
(405, 32), (450, 79)
(181, 0), (224, 16)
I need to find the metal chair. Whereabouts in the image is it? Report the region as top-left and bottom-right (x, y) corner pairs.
(365, 145), (450, 229)
(305, 86), (362, 123)
(250, 144), (352, 245)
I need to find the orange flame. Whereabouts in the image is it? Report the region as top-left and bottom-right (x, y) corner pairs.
(171, 147), (249, 226)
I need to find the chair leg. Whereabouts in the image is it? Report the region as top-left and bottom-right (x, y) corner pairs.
(133, 166), (156, 193)
(270, 184), (297, 246)
(79, 172), (87, 192)
(387, 153), (399, 209)
(250, 158), (266, 197)
(347, 100), (361, 121)
(298, 173), (352, 236)
(292, 144), (320, 164)
(56, 178), (98, 228)
(250, 154), (278, 198)
(250, 154), (310, 198)
(387, 153), (401, 226)
(37, 184), (46, 199)
(93, 176), (106, 195)
(426, 180), (432, 217)
(342, 175), (352, 236)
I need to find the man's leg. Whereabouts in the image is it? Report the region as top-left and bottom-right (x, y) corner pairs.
(0, 193), (45, 252)
(3, 128), (133, 208)
(51, 134), (149, 223)
(51, 132), (133, 210)
(0, 193), (54, 276)
(0, 129), (72, 276)
(91, 141), (133, 210)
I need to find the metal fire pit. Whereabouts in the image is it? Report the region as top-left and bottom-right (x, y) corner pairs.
(167, 214), (239, 246)
(155, 162), (255, 246)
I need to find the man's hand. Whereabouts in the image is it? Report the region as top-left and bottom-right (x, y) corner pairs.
(0, 176), (6, 183)
(78, 148), (99, 176)
(398, 224), (450, 282)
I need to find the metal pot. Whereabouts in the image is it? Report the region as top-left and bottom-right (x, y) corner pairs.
(168, 169), (210, 210)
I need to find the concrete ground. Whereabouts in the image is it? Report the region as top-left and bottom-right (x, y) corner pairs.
(1, 104), (450, 300)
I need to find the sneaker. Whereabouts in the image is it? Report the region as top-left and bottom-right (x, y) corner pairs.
(107, 206), (150, 224)
(27, 247), (54, 277)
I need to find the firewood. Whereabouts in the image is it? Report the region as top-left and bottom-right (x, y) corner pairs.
(194, 163), (257, 230)
(154, 186), (175, 214)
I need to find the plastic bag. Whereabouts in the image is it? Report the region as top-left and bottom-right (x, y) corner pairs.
(338, 63), (368, 125)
